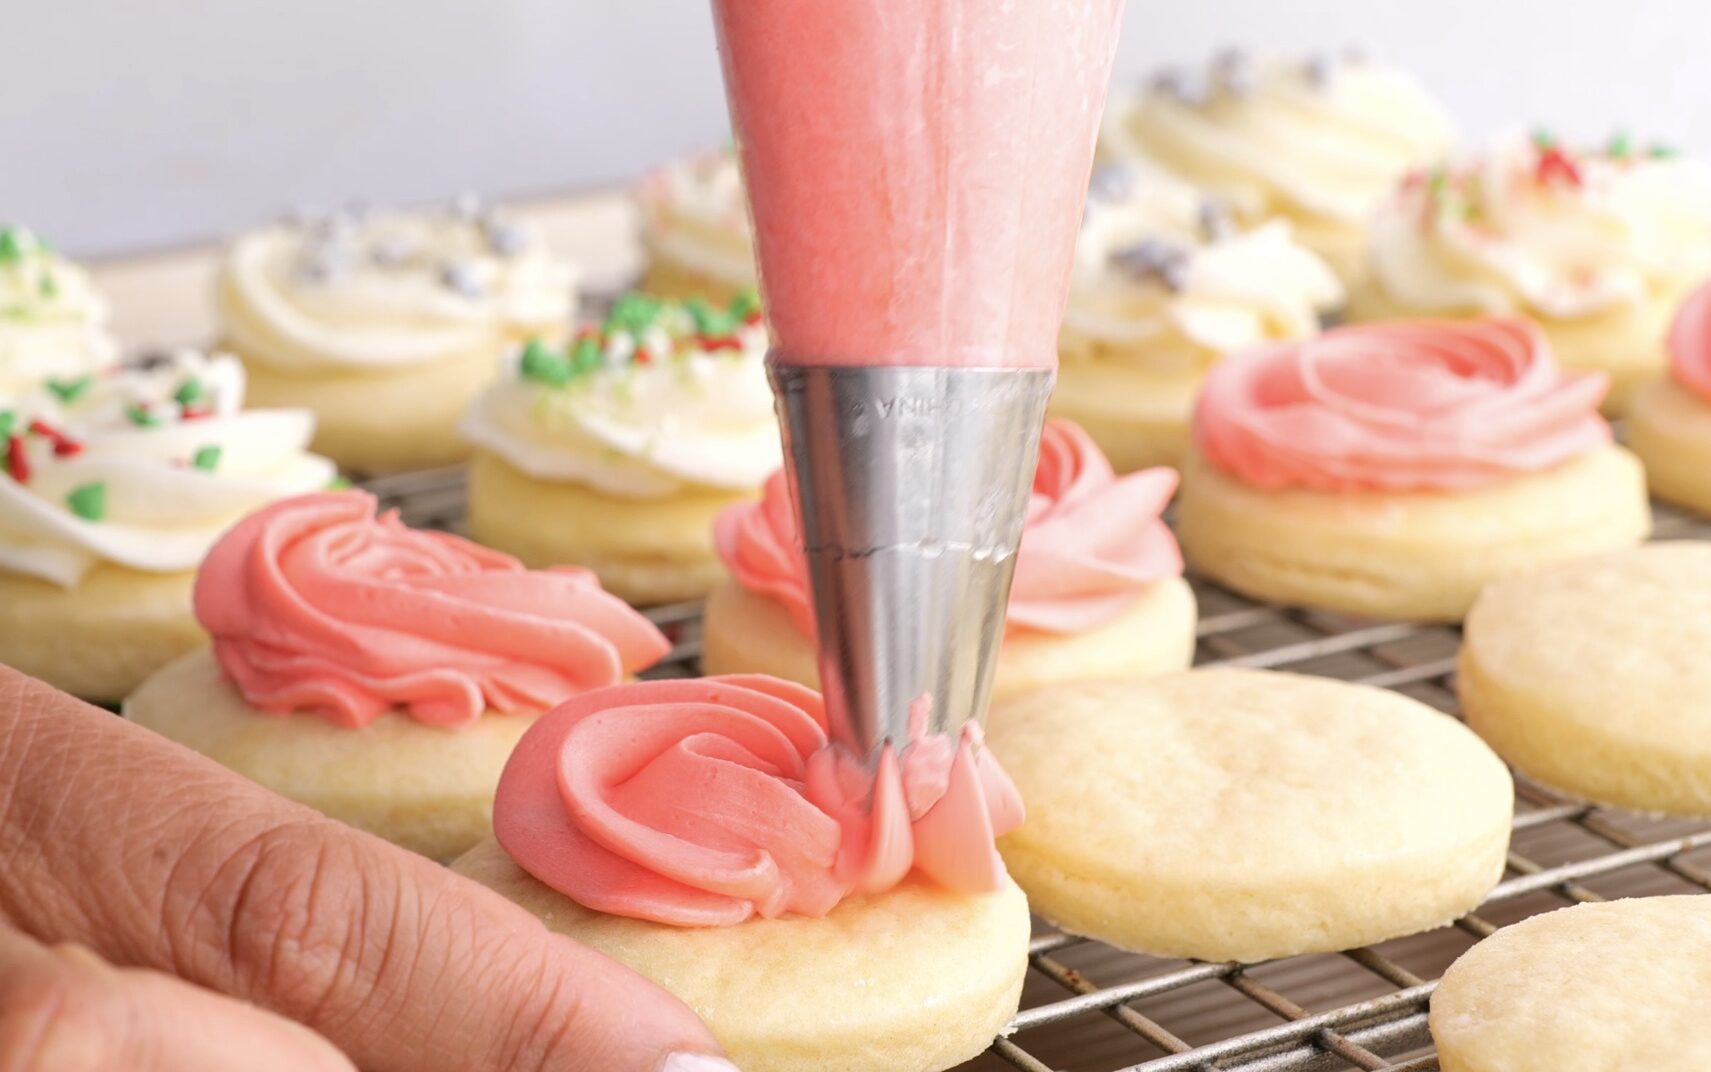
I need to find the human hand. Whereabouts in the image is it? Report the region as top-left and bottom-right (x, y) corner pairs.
(0, 665), (734, 1072)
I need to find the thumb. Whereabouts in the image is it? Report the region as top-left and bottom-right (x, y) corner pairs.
(0, 666), (733, 1072)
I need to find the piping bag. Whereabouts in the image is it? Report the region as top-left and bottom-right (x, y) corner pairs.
(711, 0), (1125, 853)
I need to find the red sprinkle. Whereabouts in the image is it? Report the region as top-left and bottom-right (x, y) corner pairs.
(180, 406), (211, 421)
(53, 439), (84, 458)
(633, 347), (653, 365)
(743, 309), (764, 326)
(5, 435), (28, 483)
(1536, 147), (1583, 187)
(696, 334), (744, 352)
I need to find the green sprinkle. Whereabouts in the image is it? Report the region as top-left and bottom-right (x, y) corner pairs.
(192, 445), (222, 471)
(46, 376), (92, 403)
(572, 335), (603, 374)
(66, 482), (106, 521)
(326, 474), (353, 490)
(684, 296), (726, 336)
(519, 338), (572, 386)
(1530, 126), (1557, 150)
(1651, 143), (1679, 159)
(126, 404), (163, 427)
(728, 289), (761, 321)
(0, 410), (14, 438)
(173, 377), (205, 406)
(38, 272), (57, 298)
(606, 293), (662, 335)
(1607, 130), (1634, 158)
(0, 228), (23, 265)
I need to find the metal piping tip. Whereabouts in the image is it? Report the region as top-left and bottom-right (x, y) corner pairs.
(767, 359), (1054, 759)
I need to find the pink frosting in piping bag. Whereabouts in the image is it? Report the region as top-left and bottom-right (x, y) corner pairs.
(195, 492), (670, 728)
(1194, 318), (1611, 493)
(717, 420), (1183, 637)
(712, 0), (1125, 368)
(492, 676), (1023, 926)
(1670, 280), (1711, 404)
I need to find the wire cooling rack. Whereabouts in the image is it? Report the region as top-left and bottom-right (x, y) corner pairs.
(364, 466), (1711, 1072)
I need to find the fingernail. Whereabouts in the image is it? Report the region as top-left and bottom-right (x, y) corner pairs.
(659, 1053), (741, 1072)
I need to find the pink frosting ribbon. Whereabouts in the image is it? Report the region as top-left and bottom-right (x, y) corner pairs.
(1194, 317), (1611, 492)
(1670, 280), (1711, 404)
(492, 675), (1024, 927)
(715, 419), (1182, 637)
(195, 491), (670, 728)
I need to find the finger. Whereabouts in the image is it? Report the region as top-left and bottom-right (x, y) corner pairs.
(0, 666), (731, 1072)
(0, 926), (353, 1072)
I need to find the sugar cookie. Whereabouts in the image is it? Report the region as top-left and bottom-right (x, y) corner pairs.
(990, 669), (1513, 962)
(1431, 897), (1711, 1072)
(1459, 543), (1711, 814)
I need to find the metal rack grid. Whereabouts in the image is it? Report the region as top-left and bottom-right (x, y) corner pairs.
(363, 466), (1711, 1072)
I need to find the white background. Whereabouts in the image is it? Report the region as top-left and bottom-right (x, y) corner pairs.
(3, 0), (1700, 256)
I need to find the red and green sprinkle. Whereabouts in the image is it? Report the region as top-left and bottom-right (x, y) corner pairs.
(518, 290), (762, 388)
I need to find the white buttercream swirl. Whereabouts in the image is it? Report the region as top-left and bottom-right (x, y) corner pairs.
(1368, 131), (1711, 319)
(461, 297), (779, 499)
(0, 226), (118, 394)
(1101, 49), (1455, 227)
(634, 150), (757, 289)
(218, 204), (578, 372)
(1068, 163), (1343, 360)
(0, 350), (336, 586)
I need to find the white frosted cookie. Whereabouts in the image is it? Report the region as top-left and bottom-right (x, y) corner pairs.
(1431, 897), (1711, 1072)
(453, 838), (1030, 1072)
(988, 669), (1513, 962)
(1459, 542), (1711, 814)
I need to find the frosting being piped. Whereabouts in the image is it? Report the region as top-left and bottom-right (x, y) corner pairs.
(492, 675), (1023, 926)
(196, 491), (669, 728)
(716, 420), (1184, 637)
(1193, 317), (1611, 492)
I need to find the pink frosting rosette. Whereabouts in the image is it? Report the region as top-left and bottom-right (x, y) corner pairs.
(492, 675), (1023, 927)
(715, 419), (1182, 637)
(1669, 280), (1711, 404)
(1194, 317), (1611, 492)
(195, 491), (669, 728)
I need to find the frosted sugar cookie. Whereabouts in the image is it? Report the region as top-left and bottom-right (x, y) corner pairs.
(1628, 279), (1711, 514)
(1349, 130), (1711, 411)
(455, 676), (1031, 1072)
(216, 199), (577, 472)
(1176, 317), (1649, 620)
(703, 419), (1197, 696)
(126, 491), (667, 859)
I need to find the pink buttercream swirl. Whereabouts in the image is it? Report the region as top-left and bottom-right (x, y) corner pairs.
(195, 492), (670, 729)
(1194, 318), (1611, 492)
(714, 420), (1183, 637)
(492, 675), (1023, 927)
(1669, 280), (1711, 404)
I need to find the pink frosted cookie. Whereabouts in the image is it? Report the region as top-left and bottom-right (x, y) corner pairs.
(703, 419), (1198, 698)
(454, 674), (1031, 1072)
(1177, 317), (1649, 620)
(1628, 280), (1711, 515)
(125, 490), (666, 859)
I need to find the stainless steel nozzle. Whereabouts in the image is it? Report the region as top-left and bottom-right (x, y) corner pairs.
(767, 359), (1054, 758)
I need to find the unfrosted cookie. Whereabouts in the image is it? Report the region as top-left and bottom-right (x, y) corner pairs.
(1459, 543), (1711, 814)
(1431, 897), (1711, 1072)
(453, 838), (1030, 1072)
(988, 669), (1513, 962)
